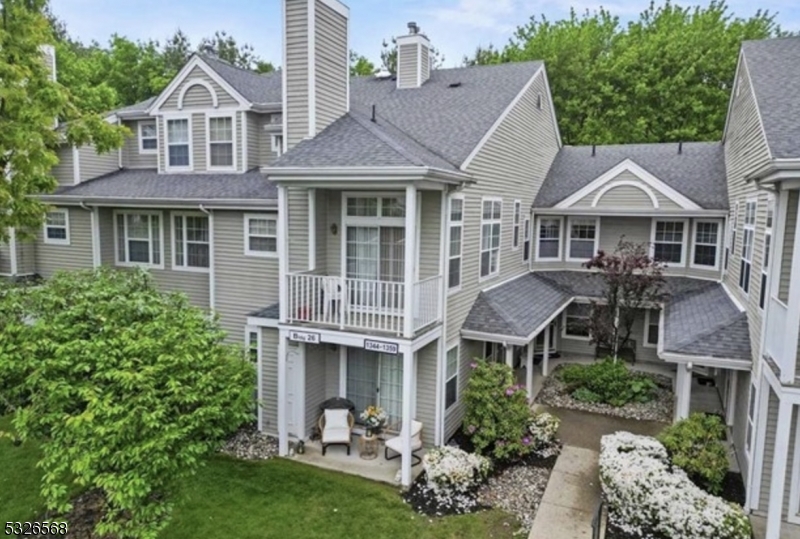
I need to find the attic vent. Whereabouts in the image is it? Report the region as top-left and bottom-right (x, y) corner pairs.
(536, 93), (542, 110)
(448, 82), (462, 88)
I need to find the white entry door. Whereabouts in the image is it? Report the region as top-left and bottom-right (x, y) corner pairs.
(286, 342), (303, 438)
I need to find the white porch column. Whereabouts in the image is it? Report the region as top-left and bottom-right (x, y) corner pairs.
(403, 186), (418, 339)
(766, 399), (794, 539)
(401, 344), (415, 487)
(781, 193), (800, 383)
(526, 341), (534, 403)
(726, 370), (738, 427)
(505, 345), (514, 369)
(8, 227), (18, 276)
(543, 326), (551, 377)
(674, 363), (693, 422)
(277, 330), (289, 456)
(278, 185), (289, 323)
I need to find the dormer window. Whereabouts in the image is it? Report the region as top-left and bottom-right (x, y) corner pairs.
(167, 118), (191, 170)
(208, 115), (234, 169)
(138, 121), (157, 154)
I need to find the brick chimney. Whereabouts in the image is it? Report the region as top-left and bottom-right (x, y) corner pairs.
(282, 0), (350, 151)
(396, 22), (431, 89)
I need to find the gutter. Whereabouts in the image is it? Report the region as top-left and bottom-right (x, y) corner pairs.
(262, 165), (475, 185)
(38, 195), (278, 210)
(746, 159), (800, 184)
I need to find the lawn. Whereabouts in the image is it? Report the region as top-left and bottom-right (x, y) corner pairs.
(1, 415), (517, 539)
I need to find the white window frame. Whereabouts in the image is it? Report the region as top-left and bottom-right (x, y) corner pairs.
(566, 216), (600, 263)
(113, 210), (164, 269)
(272, 134), (284, 157)
(164, 114), (193, 172)
(745, 380), (758, 460)
(562, 302), (592, 341)
(739, 199), (757, 294)
(760, 196), (774, 311)
(445, 342), (460, 410)
(536, 216), (563, 261)
(643, 308), (660, 348)
(138, 121), (158, 154)
(479, 197), (502, 280)
(447, 194), (464, 294)
(206, 112), (236, 171)
(512, 200), (521, 250)
(483, 341), (505, 362)
(650, 218), (689, 266)
(523, 217), (531, 263)
(726, 202), (739, 272)
(690, 219), (722, 270)
(43, 209), (70, 246)
(171, 212), (210, 273)
(244, 213), (278, 258)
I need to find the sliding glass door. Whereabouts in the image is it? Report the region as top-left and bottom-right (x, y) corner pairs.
(346, 348), (404, 426)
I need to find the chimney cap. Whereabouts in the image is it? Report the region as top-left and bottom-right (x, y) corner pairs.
(408, 21), (419, 34)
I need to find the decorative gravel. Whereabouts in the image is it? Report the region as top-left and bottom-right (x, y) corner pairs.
(218, 424), (279, 460)
(535, 364), (674, 423)
(477, 461), (553, 532)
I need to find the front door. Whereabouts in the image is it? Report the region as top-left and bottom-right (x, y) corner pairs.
(346, 348), (404, 426)
(286, 342), (303, 438)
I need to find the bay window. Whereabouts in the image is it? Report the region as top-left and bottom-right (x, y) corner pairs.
(564, 302), (591, 339)
(568, 217), (598, 261)
(480, 198), (502, 278)
(115, 212), (162, 267)
(173, 214), (210, 270)
(652, 220), (686, 264)
(692, 220), (720, 269)
(537, 217), (561, 260)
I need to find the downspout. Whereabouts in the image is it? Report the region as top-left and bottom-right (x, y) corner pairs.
(199, 205), (215, 310)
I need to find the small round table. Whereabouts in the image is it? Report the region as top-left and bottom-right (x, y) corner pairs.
(359, 435), (379, 460)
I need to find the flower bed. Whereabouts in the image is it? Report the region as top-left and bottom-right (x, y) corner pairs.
(599, 432), (751, 539)
(535, 364), (673, 422)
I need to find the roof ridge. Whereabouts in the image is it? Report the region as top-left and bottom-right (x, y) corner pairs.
(347, 112), (426, 167)
(484, 274), (565, 335)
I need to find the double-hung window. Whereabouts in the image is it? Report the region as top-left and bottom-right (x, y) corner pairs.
(652, 220), (686, 264)
(564, 303), (591, 339)
(760, 197), (774, 309)
(445, 344), (459, 409)
(692, 221), (720, 269)
(739, 200), (756, 293)
(523, 217), (531, 262)
(448, 196), (464, 291)
(644, 308), (660, 347)
(245, 214), (278, 256)
(44, 210), (70, 245)
(512, 200), (521, 250)
(138, 121), (157, 153)
(480, 198), (502, 278)
(208, 115), (234, 169)
(537, 217), (561, 260)
(726, 202), (739, 271)
(567, 218), (597, 261)
(115, 212), (162, 267)
(746, 381), (758, 458)
(167, 118), (190, 169)
(173, 214), (210, 270)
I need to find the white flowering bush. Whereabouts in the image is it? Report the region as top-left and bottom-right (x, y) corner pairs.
(422, 446), (491, 512)
(599, 432), (751, 539)
(528, 412), (560, 451)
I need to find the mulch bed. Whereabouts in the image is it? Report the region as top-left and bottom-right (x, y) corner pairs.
(26, 490), (108, 539)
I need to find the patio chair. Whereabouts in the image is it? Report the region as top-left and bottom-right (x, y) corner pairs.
(318, 408), (354, 456)
(321, 276), (342, 322)
(384, 420), (423, 466)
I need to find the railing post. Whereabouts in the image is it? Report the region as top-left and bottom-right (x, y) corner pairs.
(403, 185), (417, 338)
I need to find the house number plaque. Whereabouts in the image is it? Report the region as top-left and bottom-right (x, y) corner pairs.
(363, 339), (399, 355)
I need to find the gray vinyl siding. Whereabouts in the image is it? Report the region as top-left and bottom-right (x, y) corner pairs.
(305, 343), (327, 437)
(287, 188), (310, 273)
(0, 242), (10, 274)
(757, 389), (798, 518)
(260, 327), (279, 436)
(161, 66), (239, 110)
(213, 210), (280, 341)
(15, 238), (36, 275)
(315, 190), (328, 271)
(571, 171), (683, 210)
(51, 146), (75, 186)
(779, 191), (798, 302)
(246, 112), (261, 170)
(447, 69), (560, 340)
(420, 45), (430, 83)
(314, 0), (348, 133)
(259, 115), (282, 166)
(325, 348), (340, 399)
(35, 207), (93, 278)
(419, 191), (442, 280)
(78, 145), (118, 182)
(732, 370), (752, 480)
(285, 0), (309, 149)
(121, 120), (158, 169)
(444, 339), (482, 442)
(324, 190), (341, 274)
(723, 57), (773, 364)
(416, 340), (438, 448)
(397, 44), (418, 89)
(192, 113), (207, 172)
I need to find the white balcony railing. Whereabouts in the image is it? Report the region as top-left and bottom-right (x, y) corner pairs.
(766, 297), (789, 371)
(286, 273), (442, 336)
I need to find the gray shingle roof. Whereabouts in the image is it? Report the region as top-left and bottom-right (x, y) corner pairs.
(534, 142), (728, 209)
(663, 285), (751, 360)
(114, 97), (157, 116)
(742, 37), (800, 159)
(250, 303), (279, 319)
(199, 54), (282, 106)
(51, 168), (277, 202)
(533, 271), (715, 300)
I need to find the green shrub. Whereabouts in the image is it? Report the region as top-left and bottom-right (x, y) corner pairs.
(559, 359), (657, 407)
(462, 359), (533, 461)
(658, 413), (729, 494)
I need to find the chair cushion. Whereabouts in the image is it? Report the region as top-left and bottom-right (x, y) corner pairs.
(386, 433), (423, 453)
(322, 427), (351, 444)
(325, 409), (349, 430)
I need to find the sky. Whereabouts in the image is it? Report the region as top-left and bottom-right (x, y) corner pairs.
(50, 0), (800, 68)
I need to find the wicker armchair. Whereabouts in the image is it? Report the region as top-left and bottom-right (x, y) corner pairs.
(318, 409), (355, 456)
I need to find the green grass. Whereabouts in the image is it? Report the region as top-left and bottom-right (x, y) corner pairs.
(1, 415), (517, 538)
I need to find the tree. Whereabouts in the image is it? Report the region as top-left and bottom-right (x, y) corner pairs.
(465, 1), (784, 144)
(584, 241), (667, 360)
(380, 36), (445, 73)
(0, 0), (126, 239)
(162, 28), (192, 75)
(0, 268), (255, 538)
(100, 35), (171, 106)
(350, 50), (375, 76)
(198, 30), (261, 69)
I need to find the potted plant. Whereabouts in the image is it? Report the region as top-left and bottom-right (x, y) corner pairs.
(360, 405), (388, 438)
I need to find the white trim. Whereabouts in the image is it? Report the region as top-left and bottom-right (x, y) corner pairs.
(446, 193), (465, 294)
(739, 198), (757, 295)
(177, 78), (219, 110)
(690, 219), (723, 271)
(555, 159), (702, 210)
(156, 118), (162, 172)
(171, 211), (211, 273)
(281, 0), (288, 154)
(72, 146), (80, 185)
(251, 325), (264, 431)
(164, 113), (194, 172)
(766, 398), (794, 537)
(90, 207), (101, 268)
(532, 207), (728, 218)
(403, 186), (417, 338)
(650, 218), (689, 267)
(113, 210), (165, 269)
(43, 209), (71, 246)
(788, 410), (800, 524)
(444, 341), (460, 411)
(512, 199), (522, 250)
(479, 196), (503, 280)
(643, 308), (659, 349)
(307, 0), (317, 138)
(243, 213), (279, 258)
(565, 216), (600, 263)
(523, 215), (532, 263)
(659, 352), (751, 371)
(590, 180), (660, 208)
(8, 228), (17, 275)
(271, 134), (284, 156)
(277, 330), (288, 455)
(241, 112), (248, 171)
(207, 210), (215, 309)
(535, 215), (563, 262)
(748, 374), (770, 511)
(540, 65), (563, 148)
(308, 189), (316, 270)
(338, 345), (347, 397)
(205, 111), (237, 172)
(137, 120), (158, 154)
(722, 52), (773, 160)
(461, 65), (545, 170)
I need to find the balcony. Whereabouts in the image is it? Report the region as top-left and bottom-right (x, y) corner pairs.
(286, 273), (442, 336)
(765, 297), (798, 381)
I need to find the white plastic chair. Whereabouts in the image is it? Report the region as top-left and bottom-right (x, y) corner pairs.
(321, 276), (342, 322)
